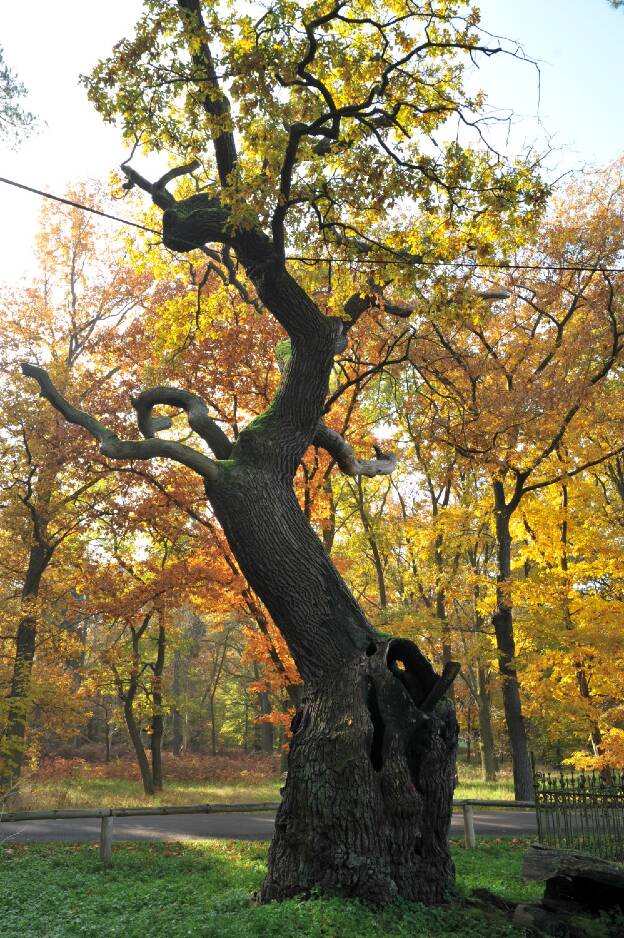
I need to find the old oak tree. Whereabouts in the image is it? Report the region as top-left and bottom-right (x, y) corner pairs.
(22, 0), (544, 903)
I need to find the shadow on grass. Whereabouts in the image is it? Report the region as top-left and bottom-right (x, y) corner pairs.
(0, 838), (542, 938)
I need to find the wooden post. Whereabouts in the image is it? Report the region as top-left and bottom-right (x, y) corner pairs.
(463, 803), (476, 849)
(100, 815), (113, 867)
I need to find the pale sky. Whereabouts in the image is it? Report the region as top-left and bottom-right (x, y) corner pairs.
(1, 0), (623, 284)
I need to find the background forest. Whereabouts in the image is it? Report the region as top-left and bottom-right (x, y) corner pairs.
(1, 157), (623, 803)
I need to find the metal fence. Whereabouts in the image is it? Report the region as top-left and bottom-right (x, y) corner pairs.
(533, 767), (624, 862)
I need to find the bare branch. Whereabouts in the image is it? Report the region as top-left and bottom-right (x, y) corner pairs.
(343, 288), (413, 333)
(20, 363), (219, 482)
(314, 422), (397, 478)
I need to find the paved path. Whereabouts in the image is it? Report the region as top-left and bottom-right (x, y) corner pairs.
(0, 808), (536, 844)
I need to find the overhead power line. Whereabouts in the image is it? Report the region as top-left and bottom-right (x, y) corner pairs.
(0, 176), (160, 236)
(287, 255), (624, 274)
(2, 174), (624, 275)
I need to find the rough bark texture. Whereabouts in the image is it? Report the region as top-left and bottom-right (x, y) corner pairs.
(261, 640), (458, 904)
(204, 436), (459, 903)
(520, 844), (624, 930)
(207, 465), (376, 685)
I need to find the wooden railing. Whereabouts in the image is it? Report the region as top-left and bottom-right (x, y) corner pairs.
(1, 799), (536, 865)
(454, 799), (535, 848)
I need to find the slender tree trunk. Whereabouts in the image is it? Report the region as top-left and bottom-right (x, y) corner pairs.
(257, 692), (274, 753)
(150, 617), (166, 791)
(171, 647), (184, 756)
(476, 665), (498, 782)
(560, 483), (603, 759)
(354, 478), (387, 609)
(253, 664), (274, 752)
(209, 692), (217, 757)
(492, 482), (533, 799)
(437, 590), (455, 703)
(465, 699), (472, 763)
(321, 472), (336, 554)
(0, 544), (51, 792)
(105, 721), (112, 764)
(115, 615), (157, 796)
(124, 695), (155, 796)
(243, 693), (249, 752)
(151, 714), (164, 790)
(576, 665), (603, 755)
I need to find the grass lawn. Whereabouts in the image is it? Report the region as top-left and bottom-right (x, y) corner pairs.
(14, 775), (283, 810)
(455, 763), (515, 801)
(0, 838), (543, 938)
(13, 760), (515, 811)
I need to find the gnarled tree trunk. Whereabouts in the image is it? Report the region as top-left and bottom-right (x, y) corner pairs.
(263, 642), (457, 903)
(206, 459), (458, 903)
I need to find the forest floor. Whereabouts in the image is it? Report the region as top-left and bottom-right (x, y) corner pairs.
(12, 756), (515, 811)
(0, 838), (543, 938)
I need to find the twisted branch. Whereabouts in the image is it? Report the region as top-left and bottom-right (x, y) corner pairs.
(21, 364), (219, 482)
(131, 387), (232, 459)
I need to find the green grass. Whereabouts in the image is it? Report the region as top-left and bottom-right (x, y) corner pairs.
(455, 763), (515, 802)
(0, 839), (542, 938)
(15, 761), (515, 811)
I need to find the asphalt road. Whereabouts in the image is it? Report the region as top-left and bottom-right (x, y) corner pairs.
(0, 808), (537, 844)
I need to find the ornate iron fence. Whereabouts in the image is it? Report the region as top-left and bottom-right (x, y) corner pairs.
(533, 764), (624, 862)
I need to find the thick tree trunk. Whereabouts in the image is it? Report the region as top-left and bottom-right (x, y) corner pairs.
(492, 483), (533, 800)
(27, 189), (460, 903)
(205, 461), (458, 903)
(208, 466), (376, 683)
(0, 545), (50, 792)
(261, 640), (458, 904)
